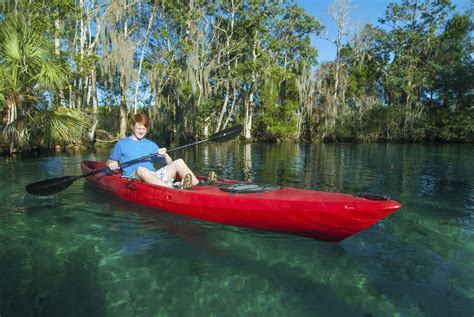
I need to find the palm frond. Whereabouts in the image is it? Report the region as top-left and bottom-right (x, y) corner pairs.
(36, 61), (69, 89)
(32, 108), (88, 148)
(0, 13), (72, 141)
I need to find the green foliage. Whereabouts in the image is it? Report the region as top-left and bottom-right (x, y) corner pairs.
(347, 104), (387, 142)
(256, 69), (300, 141)
(0, 15), (69, 90)
(269, 4), (322, 72)
(1, 0), (472, 150)
(324, 0), (473, 143)
(429, 13), (473, 111)
(32, 107), (88, 148)
(424, 105), (474, 142)
(342, 26), (384, 100)
(3, 107), (88, 150)
(376, 0), (454, 105)
(258, 99), (299, 141)
(0, 14), (75, 151)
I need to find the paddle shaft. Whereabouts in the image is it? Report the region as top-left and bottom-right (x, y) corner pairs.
(25, 125), (242, 196)
(83, 137), (208, 179)
(105, 124), (240, 173)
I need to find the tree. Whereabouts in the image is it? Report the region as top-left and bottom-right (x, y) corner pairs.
(425, 13), (474, 141)
(99, 0), (141, 137)
(0, 15), (86, 152)
(260, 4), (321, 141)
(311, 0), (357, 140)
(375, 0), (455, 139)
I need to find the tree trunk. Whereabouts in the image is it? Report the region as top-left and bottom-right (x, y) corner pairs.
(243, 143), (253, 182)
(119, 68), (128, 137)
(87, 67), (99, 143)
(244, 85), (255, 140)
(133, 8), (156, 113)
(215, 82), (230, 132)
(54, 17), (65, 106)
(184, 0), (199, 142)
(223, 88), (237, 130)
(244, 31), (259, 141)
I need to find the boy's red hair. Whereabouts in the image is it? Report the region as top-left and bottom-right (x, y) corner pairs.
(132, 113), (149, 128)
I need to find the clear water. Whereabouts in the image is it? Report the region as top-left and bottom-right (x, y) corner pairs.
(1, 143), (473, 316)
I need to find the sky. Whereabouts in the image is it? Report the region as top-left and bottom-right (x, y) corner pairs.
(294, 0), (471, 63)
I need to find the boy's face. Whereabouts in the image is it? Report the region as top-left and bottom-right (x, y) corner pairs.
(132, 122), (148, 139)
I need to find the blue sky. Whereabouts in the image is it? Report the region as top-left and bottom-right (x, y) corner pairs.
(294, 0), (471, 63)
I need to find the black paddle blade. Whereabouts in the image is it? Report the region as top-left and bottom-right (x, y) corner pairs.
(210, 125), (242, 142)
(25, 176), (77, 196)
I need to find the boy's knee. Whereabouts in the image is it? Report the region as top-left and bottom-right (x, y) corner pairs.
(136, 166), (148, 176)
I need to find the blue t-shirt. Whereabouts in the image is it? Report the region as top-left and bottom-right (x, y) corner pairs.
(109, 137), (164, 177)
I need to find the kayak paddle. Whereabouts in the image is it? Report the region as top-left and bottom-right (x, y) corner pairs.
(25, 124), (243, 196)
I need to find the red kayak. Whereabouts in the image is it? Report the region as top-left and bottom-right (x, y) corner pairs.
(81, 160), (401, 242)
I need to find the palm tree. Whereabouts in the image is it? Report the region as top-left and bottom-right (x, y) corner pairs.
(0, 14), (87, 152)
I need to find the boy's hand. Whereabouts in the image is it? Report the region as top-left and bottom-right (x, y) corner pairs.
(158, 148), (167, 157)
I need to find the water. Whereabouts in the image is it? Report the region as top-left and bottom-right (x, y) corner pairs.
(1, 143), (473, 316)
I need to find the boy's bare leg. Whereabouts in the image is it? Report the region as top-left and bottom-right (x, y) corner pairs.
(135, 166), (170, 187)
(165, 159), (199, 185)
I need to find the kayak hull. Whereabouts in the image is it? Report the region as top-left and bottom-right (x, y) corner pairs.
(81, 160), (401, 242)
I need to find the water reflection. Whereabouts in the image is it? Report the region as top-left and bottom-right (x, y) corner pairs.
(243, 143), (254, 182)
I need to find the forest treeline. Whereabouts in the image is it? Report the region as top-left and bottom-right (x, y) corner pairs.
(0, 0), (472, 153)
